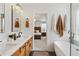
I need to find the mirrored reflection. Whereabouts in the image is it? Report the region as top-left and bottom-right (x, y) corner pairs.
(11, 3), (23, 32)
(0, 3), (5, 33)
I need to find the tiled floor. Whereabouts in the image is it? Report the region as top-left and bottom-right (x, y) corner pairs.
(34, 37), (47, 51)
(29, 51), (56, 56)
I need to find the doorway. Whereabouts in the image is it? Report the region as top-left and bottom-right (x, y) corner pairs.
(33, 13), (47, 51)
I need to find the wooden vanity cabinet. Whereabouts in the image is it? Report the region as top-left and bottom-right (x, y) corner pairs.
(12, 37), (32, 56)
(12, 43), (26, 56)
(20, 43), (26, 56)
(12, 48), (21, 56)
(26, 42), (30, 56)
(29, 38), (32, 53)
(26, 38), (32, 56)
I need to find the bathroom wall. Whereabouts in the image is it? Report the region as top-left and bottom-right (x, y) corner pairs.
(0, 3), (70, 51)
(21, 3), (70, 51)
(0, 3), (33, 41)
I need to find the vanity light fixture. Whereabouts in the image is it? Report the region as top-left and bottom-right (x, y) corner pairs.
(14, 3), (23, 13)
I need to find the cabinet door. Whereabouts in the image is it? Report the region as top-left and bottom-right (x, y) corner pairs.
(26, 38), (32, 55)
(29, 39), (32, 52)
(26, 42), (30, 56)
(12, 49), (21, 56)
(20, 44), (26, 56)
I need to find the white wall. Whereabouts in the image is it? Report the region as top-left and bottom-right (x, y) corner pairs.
(0, 3), (70, 51)
(21, 3), (70, 51)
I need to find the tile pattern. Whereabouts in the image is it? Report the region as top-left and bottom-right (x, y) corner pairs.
(34, 38), (47, 51)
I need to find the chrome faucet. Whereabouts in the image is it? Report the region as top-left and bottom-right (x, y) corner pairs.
(8, 33), (16, 40)
(17, 32), (22, 38)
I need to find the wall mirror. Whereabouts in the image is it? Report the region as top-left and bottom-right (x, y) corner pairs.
(0, 3), (5, 33)
(11, 3), (23, 32)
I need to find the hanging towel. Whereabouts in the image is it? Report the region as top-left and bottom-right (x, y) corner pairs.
(25, 18), (29, 28)
(50, 15), (54, 31)
(63, 14), (67, 31)
(56, 15), (63, 37)
(15, 18), (19, 28)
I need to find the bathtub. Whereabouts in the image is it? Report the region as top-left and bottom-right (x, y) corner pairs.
(54, 41), (79, 56)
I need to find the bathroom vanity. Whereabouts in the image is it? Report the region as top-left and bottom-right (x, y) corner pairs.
(12, 37), (32, 56)
(0, 35), (33, 56)
(0, 4), (33, 56)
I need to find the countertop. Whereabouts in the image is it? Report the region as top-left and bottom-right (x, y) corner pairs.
(0, 33), (32, 56)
